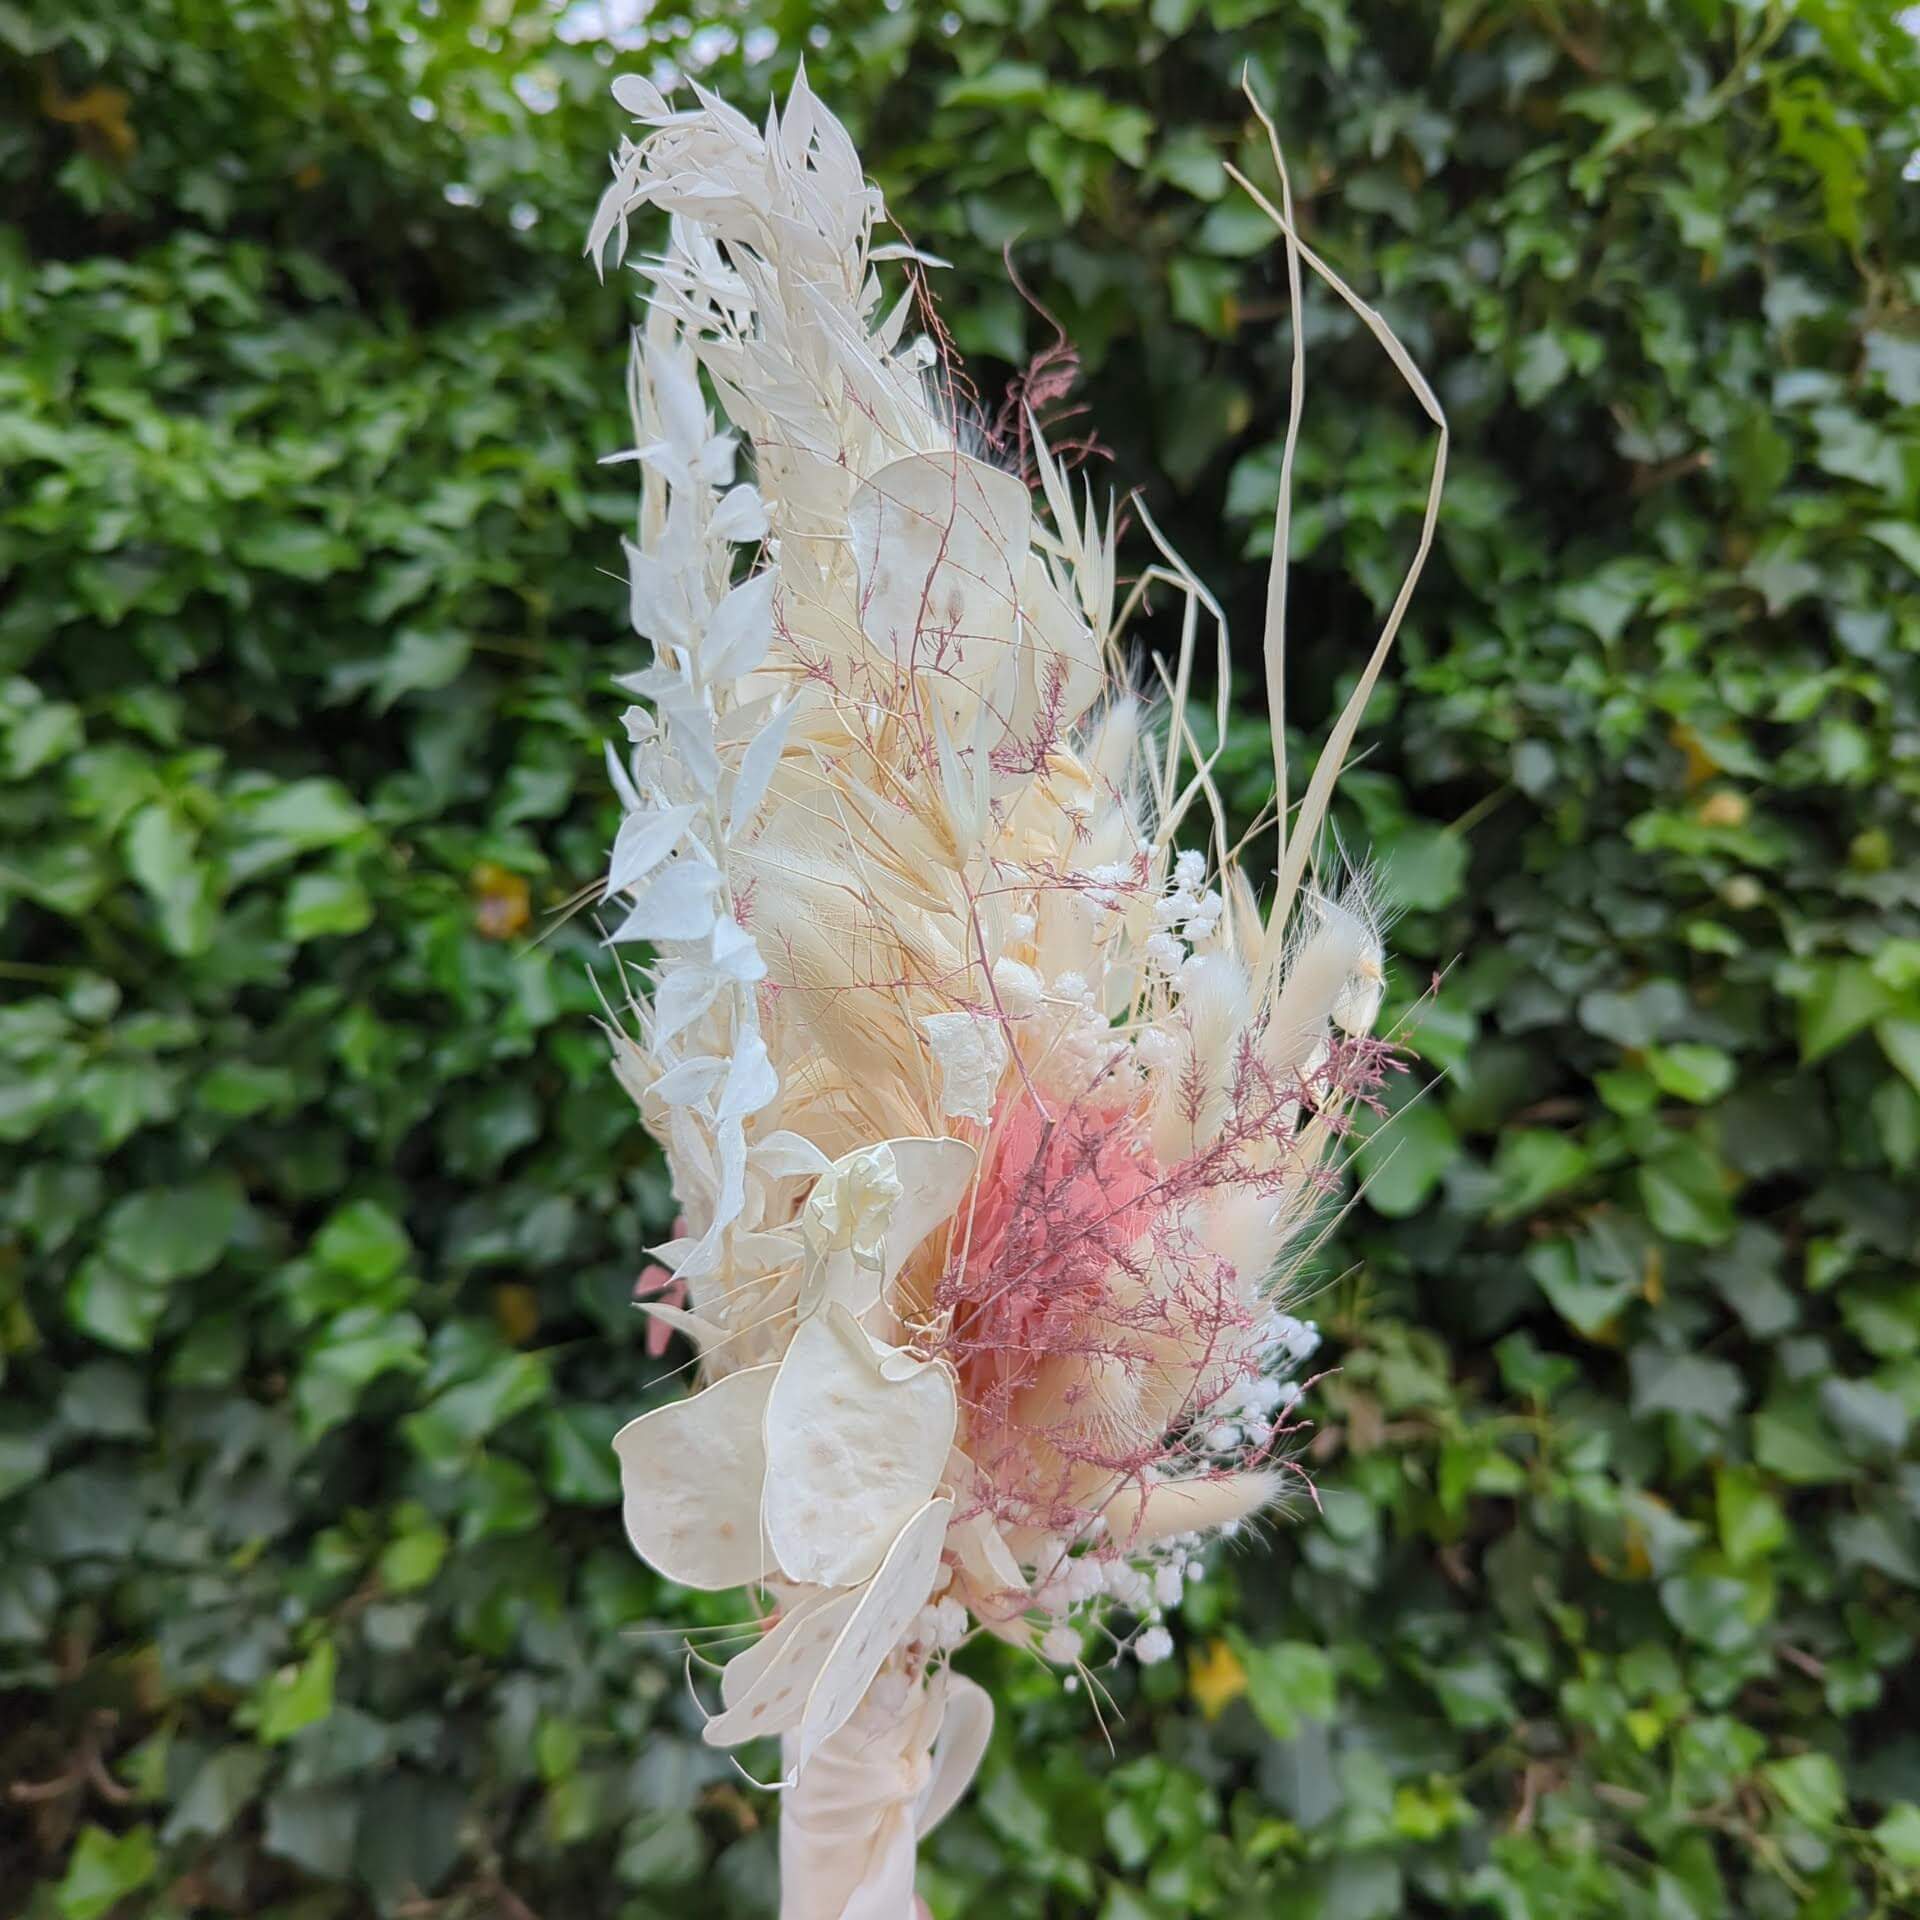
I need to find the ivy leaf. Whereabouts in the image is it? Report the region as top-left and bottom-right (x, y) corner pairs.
(124, 804), (218, 956)
(1798, 959), (1898, 1063)
(1646, 1043), (1735, 1104)
(1488, 1130), (1590, 1222)
(1872, 1804), (1920, 1871)
(1235, 1638), (1337, 1741)
(254, 1641), (337, 1745)
(1630, 1348), (1745, 1426)
(55, 1826), (157, 1920)
(1354, 1097), (1460, 1218)
(1763, 1752), (1846, 1828)
(1637, 1138), (1736, 1246)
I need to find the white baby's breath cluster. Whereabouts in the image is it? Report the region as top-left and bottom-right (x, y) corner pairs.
(587, 69), (1445, 1919)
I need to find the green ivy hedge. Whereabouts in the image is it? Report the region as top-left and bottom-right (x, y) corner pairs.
(5, 3), (1919, 1916)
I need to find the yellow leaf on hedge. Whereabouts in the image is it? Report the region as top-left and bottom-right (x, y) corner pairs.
(1189, 1638), (1248, 1720)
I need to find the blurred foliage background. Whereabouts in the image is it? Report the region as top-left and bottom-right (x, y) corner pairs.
(5, 1), (1920, 1916)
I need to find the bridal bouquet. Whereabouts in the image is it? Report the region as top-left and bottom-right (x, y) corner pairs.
(587, 69), (1444, 1917)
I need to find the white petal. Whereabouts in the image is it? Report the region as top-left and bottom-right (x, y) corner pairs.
(635, 1301), (725, 1358)
(614, 1366), (776, 1590)
(762, 1303), (956, 1589)
(871, 1137), (977, 1289)
(801, 1136), (977, 1319)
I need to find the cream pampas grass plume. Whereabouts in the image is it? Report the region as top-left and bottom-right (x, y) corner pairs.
(587, 69), (1445, 1918)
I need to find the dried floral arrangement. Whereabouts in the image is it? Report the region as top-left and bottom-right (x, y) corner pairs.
(586, 69), (1444, 1918)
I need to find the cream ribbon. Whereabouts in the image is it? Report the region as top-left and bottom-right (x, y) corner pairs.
(778, 1670), (993, 1919)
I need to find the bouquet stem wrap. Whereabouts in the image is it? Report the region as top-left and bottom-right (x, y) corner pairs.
(587, 68), (1443, 1920)
(778, 1671), (990, 1919)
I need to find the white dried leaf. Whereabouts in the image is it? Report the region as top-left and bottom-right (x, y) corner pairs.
(655, 684), (721, 795)
(727, 699), (791, 837)
(613, 1365), (776, 1589)
(849, 451), (1027, 682)
(649, 1055), (726, 1106)
(952, 1508), (1027, 1605)
(762, 1303), (956, 1588)
(707, 915), (767, 984)
(607, 802), (698, 898)
(916, 1673), (993, 1836)
(651, 965), (720, 1043)
(611, 73), (672, 121)
(607, 858), (721, 944)
(702, 1588), (863, 1748)
(718, 1030), (779, 1120)
(652, 350), (708, 460)
(752, 1131), (831, 1179)
(604, 739), (642, 813)
(790, 1496), (953, 1776)
(702, 569), (777, 683)
(711, 484), (769, 543)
